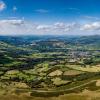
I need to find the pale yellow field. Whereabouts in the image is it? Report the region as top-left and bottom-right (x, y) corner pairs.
(66, 65), (100, 72)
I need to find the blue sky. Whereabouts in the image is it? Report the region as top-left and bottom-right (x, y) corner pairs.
(0, 0), (100, 35)
(1, 0), (100, 22)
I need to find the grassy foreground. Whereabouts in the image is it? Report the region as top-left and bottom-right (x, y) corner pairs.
(0, 91), (100, 100)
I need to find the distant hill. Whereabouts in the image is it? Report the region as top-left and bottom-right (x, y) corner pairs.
(0, 35), (99, 46)
(75, 35), (100, 45)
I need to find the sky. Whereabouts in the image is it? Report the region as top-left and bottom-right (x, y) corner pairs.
(0, 0), (100, 35)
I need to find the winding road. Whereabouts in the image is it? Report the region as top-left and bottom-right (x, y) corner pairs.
(17, 80), (97, 94)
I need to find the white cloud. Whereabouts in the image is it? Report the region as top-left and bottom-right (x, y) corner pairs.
(0, 19), (24, 25)
(0, 19), (25, 35)
(13, 6), (17, 11)
(81, 22), (100, 31)
(36, 25), (51, 32)
(36, 25), (50, 30)
(65, 8), (80, 14)
(67, 8), (79, 11)
(35, 9), (49, 13)
(0, 1), (6, 11)
(53, 22), (77, 32)
(83, 16), (100, 20)
(54, 22), (66, 29)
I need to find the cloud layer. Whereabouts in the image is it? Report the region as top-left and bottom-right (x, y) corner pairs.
(0, 18), (100, 35)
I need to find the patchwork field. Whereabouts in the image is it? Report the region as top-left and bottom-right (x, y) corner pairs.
(0, 35), (100, 100)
